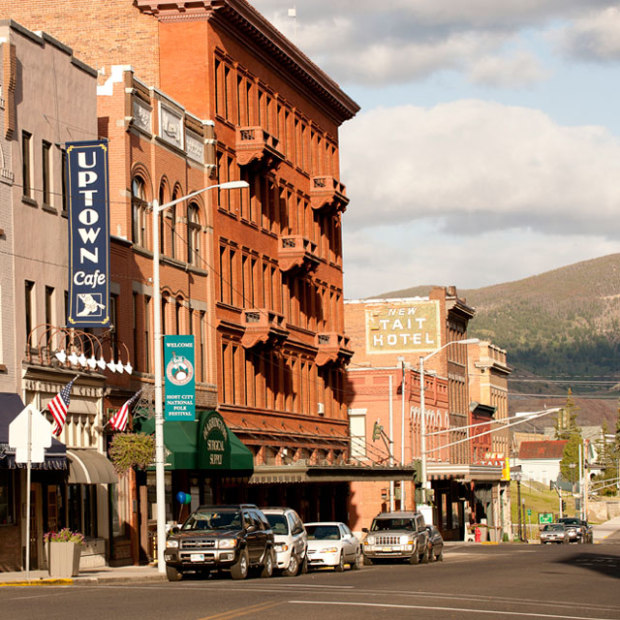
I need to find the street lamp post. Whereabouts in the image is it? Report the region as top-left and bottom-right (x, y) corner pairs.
(418, 338), (479, 519)
(513, 471), (523, 542)
(152, 180), (248, 573)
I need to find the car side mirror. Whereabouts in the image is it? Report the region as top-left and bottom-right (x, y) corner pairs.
(169, 526), (180, 535)
(246, 524), (256, 532)
(362, 527), (369, 533)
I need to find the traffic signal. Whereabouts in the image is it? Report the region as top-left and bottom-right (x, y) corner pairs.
(372, 421), (382, 441)
(561, 500), (566, 512)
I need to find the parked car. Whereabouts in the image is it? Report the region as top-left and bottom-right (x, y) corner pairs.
(361, 511), (429, 565)
(425, 524), (444, 561)
(304, 521), (362, 571)
(262, 507), (308, 576)
(540, 523), (569, 544)
(558, 517), (592, 543)
(164, 504), (275, 581)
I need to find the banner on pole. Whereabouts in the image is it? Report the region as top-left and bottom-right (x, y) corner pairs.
(66, 140), (110, 327)
(164, 335), (196, 421)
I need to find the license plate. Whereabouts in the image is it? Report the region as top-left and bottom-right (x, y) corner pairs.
(382, 547), (393, 552)
(190, 553), (205, 562)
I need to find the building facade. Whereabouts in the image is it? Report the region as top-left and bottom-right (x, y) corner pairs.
(344, 287), (509, 540)
(0, 21), (121, 571)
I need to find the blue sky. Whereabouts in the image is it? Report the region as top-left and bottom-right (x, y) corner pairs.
(251, 1), (620, 299)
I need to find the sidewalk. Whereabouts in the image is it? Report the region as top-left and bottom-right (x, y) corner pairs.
(0, 563), (166, 587)
(592, 515), (620, 544)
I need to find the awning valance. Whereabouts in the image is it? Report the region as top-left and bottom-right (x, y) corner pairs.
(0, 393), (66, 470)
(67, 448), (118, 484)
(135, 410), (253, 473)
(249, 463), (420, 485)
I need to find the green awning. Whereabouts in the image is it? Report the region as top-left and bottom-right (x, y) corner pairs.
(135, 410), (253, 473)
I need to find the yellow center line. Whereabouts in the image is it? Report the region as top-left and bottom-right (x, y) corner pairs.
(198, 599), (282, 620)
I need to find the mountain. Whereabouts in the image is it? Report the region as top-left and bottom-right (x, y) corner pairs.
(381, 254), (620, 426)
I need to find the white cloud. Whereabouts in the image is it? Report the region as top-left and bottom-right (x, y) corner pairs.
(558, 6), (620, 61)
(340, 101), (620, 236)
(468, 51), (549, 87)
(250, 0), (615, 86)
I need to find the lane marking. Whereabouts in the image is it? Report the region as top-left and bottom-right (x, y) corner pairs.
(198, 600), (281, 620)
(288, 600), (619, 620)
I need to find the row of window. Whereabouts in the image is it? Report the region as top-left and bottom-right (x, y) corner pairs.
(131, 176), (202, 266)
(214, 54), (339, 177)
(221, 340), (344, 418)
(218, 240), (343, 331)
(22, 130), (68, 210)
(131, 292), (208, 382)
(216, 153), (342, 266)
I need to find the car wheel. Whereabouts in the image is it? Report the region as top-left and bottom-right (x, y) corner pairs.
(231, 549), (249, 580)
(363, 555), (374, 566)
(408, 546), (420, 564)
(351, 548), (363, 570)
(421, 545), (430, 564)
(283, 553), (299, 577)
(165, 564), (183, 582)
(260, 548), (275, 578)
(435, 550), (443, 562)
(300, 553), (308, 574)
(334, 552), (345, 572)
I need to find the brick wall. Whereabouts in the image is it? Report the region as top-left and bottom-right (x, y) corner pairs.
(0, 0), (160, 85)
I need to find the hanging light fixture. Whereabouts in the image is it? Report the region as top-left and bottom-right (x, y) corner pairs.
(55, 350), (67, 364)
(68, 352), (79, 366)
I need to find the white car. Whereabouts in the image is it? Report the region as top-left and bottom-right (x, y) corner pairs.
(304, 521), (362, 572)
(262, 507), (308, 576)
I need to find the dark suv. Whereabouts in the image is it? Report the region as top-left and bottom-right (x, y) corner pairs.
(558, 517), (593, 544)
(164, 504), (275, 580)
(361, 511), (430, 565)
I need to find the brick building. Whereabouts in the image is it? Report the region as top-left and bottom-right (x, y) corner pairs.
(344, 287), (510, 540)
(0, 0), (364, 558)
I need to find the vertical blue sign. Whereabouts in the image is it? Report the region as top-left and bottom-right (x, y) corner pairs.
(164, 335), (196, 421)
(66, 140), (110, 327)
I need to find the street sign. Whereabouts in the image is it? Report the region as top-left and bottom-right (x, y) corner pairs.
(527, 508), (532, 517)
(538, 512), (553, 524)
(8, 403), (53, 463)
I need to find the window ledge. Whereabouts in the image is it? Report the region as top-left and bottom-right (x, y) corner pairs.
(42, 203), (58, 215)
(22, 196), (38, 208)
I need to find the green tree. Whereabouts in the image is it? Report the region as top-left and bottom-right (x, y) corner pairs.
(557, 390), (583, 485)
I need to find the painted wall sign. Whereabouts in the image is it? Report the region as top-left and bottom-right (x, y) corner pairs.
(365, 300), (440, 354)
(164, 335), (195, 421)
(66, 140), (110, 327)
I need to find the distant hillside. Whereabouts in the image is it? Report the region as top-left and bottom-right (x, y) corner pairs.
(380, 254), (620, 422)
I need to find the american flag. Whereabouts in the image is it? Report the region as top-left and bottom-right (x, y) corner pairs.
(48, 377), (77, 437)
(109, 390), (143, 432)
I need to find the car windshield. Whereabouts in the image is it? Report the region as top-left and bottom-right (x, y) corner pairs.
(371, 518), (414, 532)
(305, 525), (340, 540)
(543, 524), (564, 531)
(266, 514), (289, 535)
(560, 518), (580, 526)
(181, 510), (242, 531)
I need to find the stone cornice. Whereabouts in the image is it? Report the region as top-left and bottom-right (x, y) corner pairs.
(135, 0), (360, 124)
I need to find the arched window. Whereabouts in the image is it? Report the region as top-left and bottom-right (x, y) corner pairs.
(187, 203), (201, 265)
(131, 176), (148, 247)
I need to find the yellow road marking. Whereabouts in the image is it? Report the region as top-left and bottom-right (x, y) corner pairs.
(198, 599), (281, 620)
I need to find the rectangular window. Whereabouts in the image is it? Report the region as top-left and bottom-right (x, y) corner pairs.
(0, 470), (15, 525)
(22, 131), (33, 199)
(45, 286), (54, 346)
(61, 149), (68, 212)
(42, 140), (52, 206)
(25, 280), (35, 343)
(349, 413), (367, 459)
(199, 311), (206, 382)
(132, 292), (139, 372)
(144, 295), (151, 373)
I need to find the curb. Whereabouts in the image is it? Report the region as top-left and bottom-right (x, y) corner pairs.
(0, 578), (74, 587)
(0, 573), (167, 587)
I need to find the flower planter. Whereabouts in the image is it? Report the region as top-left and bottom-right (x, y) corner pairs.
(48, 541), (82, 578)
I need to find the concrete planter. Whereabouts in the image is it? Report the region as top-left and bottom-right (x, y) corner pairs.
(48, 542), (82, 578)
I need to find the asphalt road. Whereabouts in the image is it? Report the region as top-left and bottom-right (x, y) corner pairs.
(3, 542), (620, 620)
